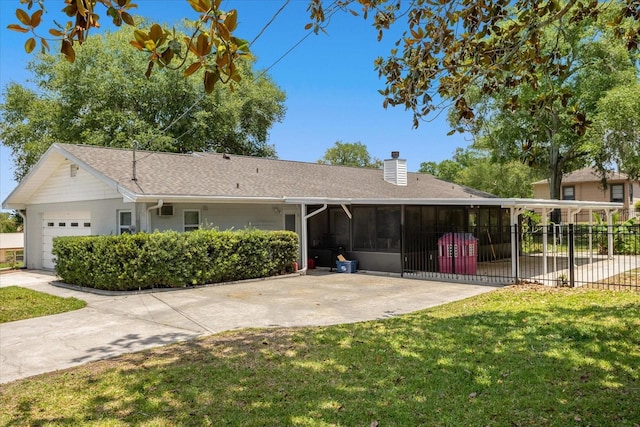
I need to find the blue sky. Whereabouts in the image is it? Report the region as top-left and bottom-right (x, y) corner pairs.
(0, 0), (471, 206)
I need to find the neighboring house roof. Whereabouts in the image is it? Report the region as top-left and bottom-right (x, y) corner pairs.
(533, 167), (632, 186)
(0, 233), (24, 250)
(3, 143), (495, 208)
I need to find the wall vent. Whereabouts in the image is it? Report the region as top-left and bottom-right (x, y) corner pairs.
(158, 205), (174, 216)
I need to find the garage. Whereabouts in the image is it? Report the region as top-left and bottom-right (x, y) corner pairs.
(42, 212), (91, 269)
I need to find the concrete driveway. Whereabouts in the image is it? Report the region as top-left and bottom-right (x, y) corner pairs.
(0, 269), (501, 384)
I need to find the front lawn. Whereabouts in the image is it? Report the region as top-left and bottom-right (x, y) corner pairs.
(1, 286), (638, 426)
(0, 286), (86, 323)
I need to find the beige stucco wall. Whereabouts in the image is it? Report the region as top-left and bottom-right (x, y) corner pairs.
(533, 179), (638, 210)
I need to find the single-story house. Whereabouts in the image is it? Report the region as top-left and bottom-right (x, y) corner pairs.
(2, 144), (623, 280)
(533, 167), (639, 211)
(0, 232), (24, 264)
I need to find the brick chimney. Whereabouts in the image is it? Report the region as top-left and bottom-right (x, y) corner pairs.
(383, 151), (407, 186)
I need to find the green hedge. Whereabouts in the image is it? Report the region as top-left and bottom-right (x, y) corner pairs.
(52, 229), (299, 291)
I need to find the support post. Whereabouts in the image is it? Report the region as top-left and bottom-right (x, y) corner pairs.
(541, 208), (548, 275)
(510, 208), (523, 281)
(568, 223), (575, 287)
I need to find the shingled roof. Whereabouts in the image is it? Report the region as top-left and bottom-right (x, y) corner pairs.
(533, 167), (631, 185)
(55, 144), (495, 201)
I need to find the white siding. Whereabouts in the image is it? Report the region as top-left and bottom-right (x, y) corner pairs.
(24, 199), (140, 269)
(148, 203), (298, 233)
(29, 160), (121, 205)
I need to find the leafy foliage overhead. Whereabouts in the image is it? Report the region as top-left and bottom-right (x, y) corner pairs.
(9, 1), (640, 125)
(457, 19), (639, 198)
(0, 25), (286, 181)
(331, 0), (640, 129)
(8, 0), (250, 93)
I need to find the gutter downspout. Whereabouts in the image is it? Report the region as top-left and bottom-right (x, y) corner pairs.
(146, 200), (163, 233)
(17, 210), (27, 268)
(300, 204), (328, 273)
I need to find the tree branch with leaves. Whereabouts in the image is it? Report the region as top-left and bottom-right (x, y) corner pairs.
(8, 0), (250, 92)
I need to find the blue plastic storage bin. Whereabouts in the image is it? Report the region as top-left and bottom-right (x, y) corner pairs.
(336, 260), (358, 273)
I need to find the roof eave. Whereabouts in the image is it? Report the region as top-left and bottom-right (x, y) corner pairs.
(2, 143), (140, 208)
(284, 197), (624, 210)
(132, 195), (287, 204)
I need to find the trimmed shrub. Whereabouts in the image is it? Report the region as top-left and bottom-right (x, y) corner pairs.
(52, 229), (299, 291)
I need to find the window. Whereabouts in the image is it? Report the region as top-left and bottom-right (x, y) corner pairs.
(353, 206), (400, 252)
(184, 210), (200, 232)
(329, 208), (350, 247)
(611, 184), (624, 202)
(438, 207), (465, 231)
(562, 186), (575, 200)
(353, 207), (376, 250)
(118, 210), (132, 234)
(376, 206), (401, 250)
(284, 214), (296, 232)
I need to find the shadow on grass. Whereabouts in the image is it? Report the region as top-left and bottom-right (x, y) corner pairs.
(2, 288), (639, 426)
(70, 332), (199, 364)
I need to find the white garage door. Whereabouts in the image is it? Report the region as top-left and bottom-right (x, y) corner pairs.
(43, 213), (91, 269)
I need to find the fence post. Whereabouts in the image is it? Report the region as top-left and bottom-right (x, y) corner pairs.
(568, 223), (575, 287)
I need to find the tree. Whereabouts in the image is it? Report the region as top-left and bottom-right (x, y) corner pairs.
(455, 19), (639, 200)
(419, 147), (544, 198)
(7, 0), (250, 93)
(9, 1), (640, 126)
(419, 159), (463, 184)
(590, 83), (640, 180)
(318, 141), (382, 168)
(0, 212), (22, 233)
(0, 24), (286, 181)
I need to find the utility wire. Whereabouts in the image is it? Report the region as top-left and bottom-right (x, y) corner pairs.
(149, 0), (341, 147)
(250, 0), (291, 46)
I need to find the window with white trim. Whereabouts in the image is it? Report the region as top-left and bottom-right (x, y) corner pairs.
(562, 186), (575, 200)
(611, 184), (624, 202)
(118, 210), (132, 234)
(183, 210), (200, 232)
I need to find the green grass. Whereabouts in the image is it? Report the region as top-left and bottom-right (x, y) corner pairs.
(0, 261), (24, 269)
(0, 286), (86, 323)
(1, 286), (639, 426)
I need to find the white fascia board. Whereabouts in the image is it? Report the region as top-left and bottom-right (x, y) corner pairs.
(2, 145), (65, 209)
(133, 195), (287, 204)
(285, 197), (510, 206)
(501, 199), (624, 210)
(2, 144), (141, 207)
(283, 197), (624, 210)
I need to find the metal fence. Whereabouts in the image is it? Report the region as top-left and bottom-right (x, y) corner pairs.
(403, 224), (639, 290)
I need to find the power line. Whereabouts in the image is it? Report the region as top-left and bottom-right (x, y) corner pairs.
(250, 0), (291, 46)
(159, 1), (341, 144)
